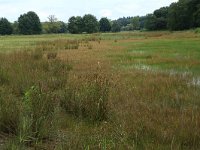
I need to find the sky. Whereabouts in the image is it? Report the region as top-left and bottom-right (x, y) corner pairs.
(0, 0), (178, 22)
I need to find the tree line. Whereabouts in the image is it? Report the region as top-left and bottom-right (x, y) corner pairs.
(0, 0), (200, 35)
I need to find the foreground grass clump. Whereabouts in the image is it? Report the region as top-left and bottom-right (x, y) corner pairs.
(0, 50), (71, 148)
(0, 89), (20, 135)
(61, 72), (109, 122)
(19, 85), (58, 145)
(0, 49), (111, 149)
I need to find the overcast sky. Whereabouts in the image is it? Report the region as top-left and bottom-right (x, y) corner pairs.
(0, 0), (178, 22)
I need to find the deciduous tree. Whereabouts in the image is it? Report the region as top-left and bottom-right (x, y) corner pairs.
(18, 11), (42, 35)
(111, 21), (121, 32)
(0, 18), (13, 35)
(99, 17), (111, 32)
(68, 16), (83, 34)
(82, 14), (99, 33)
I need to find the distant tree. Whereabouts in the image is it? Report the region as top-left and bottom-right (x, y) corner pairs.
(187, 0), (200, 27)
(99, 17), (111, 32)
(48, 15), (58, 23)
(42, 15), (67, 33)
(0, 18), (13, 35)
(139, 16), (146, 29)
(168, 1), (190, 30)
(117, 17), (132, 27)
(68, 16), (83, 34)
(58, 21), (68, 33)
(153, 7), (168, 30)
(145, 14), (157, 30)
(42, 21), (67, 34)
(12, 21), (19, 34)
(154, 7), (169, 18)
(18, 11), (42, 35)
(82, 14), (99, 33)
(194, 7), (200, 27)
(156, 17), (167, 30)
(121, 24), (133, 31)
(132, 16), (140, 30)
(68, 16), (77, 34)
(111, 21), (121, 32)
(45, 15), (59, 33)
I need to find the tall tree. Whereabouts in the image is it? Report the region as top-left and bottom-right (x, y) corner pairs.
(43, 15), (67, 33)
(156, 17), (167, 30)
(139, 16), (146, 29)
(99, 17), (111, 32)
(117, 17), (132, 27)
(0, 18), (13, 35)
(58, 22), (68, 33)
(145, 14), (157, 30)
(82, 14), (99, 33)
(18, 11), (42, 35)
(132, 16), (140, 30)
(48, 15), (58, 23)
(12, 21), (19, 34)
(154, 7), (169, 18)
(168, 1), (190, 30)
(187, 0), (200, 27)
(153, 7), (168, 30)
(68, 16), (83, 34)
(42, 21), (67, 34)
(111, 21), (121, 32)
(46, 15), (59, 33)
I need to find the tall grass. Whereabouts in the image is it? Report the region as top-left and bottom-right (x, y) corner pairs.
(0, 31), (200, 149)
(36, 39), (80, 51)
(0, 50), (71, 148)
(61, 72), (109, 122)
(0, 48), (111, 149)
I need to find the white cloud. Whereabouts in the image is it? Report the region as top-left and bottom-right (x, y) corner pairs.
(100, 9), (112, 18)
(114, 4), (140, 15)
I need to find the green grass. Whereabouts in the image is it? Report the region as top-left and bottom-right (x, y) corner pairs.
(110, 37), (200, 75)
(0, 34), (96, 52)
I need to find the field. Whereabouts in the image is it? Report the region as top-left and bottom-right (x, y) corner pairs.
(0, 31), (200, 149)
